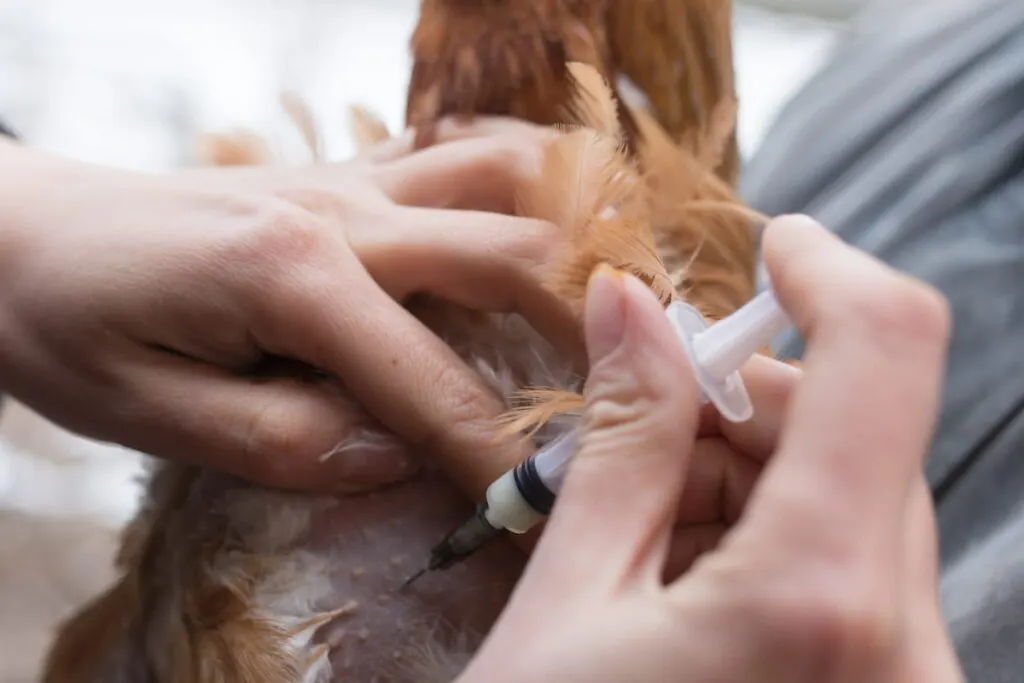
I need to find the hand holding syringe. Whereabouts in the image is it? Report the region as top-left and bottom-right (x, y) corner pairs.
(402, 289), (793, 586)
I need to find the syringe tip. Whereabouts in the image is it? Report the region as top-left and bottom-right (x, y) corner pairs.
(399, 567), (427, 591)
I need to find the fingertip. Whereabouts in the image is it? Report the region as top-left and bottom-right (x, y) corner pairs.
(620, 273), (700, 399)
(583, 269), (694, 395)
(717, 354), (801, 461)
(760, 214), (839, 294)
(583, 264), (628, 364)
(248, 388), (423, 494)
(760, 214), (861, 343)
(323, 435), (422, 494)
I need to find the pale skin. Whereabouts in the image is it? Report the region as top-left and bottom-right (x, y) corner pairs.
(0, 117), (564, 493)
(0, 121), (964, 679)
(460, 216), (965, 682)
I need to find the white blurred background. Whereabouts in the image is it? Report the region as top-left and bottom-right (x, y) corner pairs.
(0, 0), (853, 170)
(0, 0), (871, 680)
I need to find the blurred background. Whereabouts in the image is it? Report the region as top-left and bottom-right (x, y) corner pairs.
(0, 0), (887, 680)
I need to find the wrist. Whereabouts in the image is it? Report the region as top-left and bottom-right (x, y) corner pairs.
(0, 139), (76, 273)
(0, 139), (74, 385)
(0, 139), (37, 264)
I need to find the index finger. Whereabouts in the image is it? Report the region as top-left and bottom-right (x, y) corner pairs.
(701, 353), (801, 460)
(745, 215), (950, 560)
(257, 247), (531, 500)
(369, 131), (553, 214)
(361, 115), (553, 164)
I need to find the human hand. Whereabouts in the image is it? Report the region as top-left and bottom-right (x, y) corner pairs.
(459, 215), (964, 683)
(0, 118), (571, 493)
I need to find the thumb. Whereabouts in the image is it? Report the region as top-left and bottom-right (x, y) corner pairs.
(113, 354), (419, 493)
(529, 266), (702, 591)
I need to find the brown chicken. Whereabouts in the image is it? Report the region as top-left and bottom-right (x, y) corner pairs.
(407, 0), (740, 182)
(407, 0), (753, 311)
(42, 1), (763, 681)
(406, 0), (639, 153)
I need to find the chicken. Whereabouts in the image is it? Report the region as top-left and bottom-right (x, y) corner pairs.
(406, 0), (641, 154)
(43, 0), (764, 680)
(406, 0), (740, 183)
(406, 0), (752, 304)
(608, 0), (741, 183)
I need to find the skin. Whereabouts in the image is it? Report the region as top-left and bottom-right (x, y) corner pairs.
(458, 216), (966, 683)
(0, 120), (964, 678)
(0, 117), (566, 494)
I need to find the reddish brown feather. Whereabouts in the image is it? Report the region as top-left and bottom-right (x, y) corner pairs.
(608, 0), (740, 183)
(405, 0), (639, 154)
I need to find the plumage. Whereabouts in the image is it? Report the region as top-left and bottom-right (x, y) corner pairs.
(280, 91), (323, 161)
(405, 0), (641, 154)
(608, 0), (741, 182)
(347, 106), (392, 149)
(44, 2), (767, 680)
(194, 129), (273, 167)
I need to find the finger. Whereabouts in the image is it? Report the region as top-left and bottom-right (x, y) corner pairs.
(114, 352), (419, 493)
(363, 206), (584, 365)
(675, 438), (760, 526)
(369, 131), (552, 213)
(357, 129), (416, 164)
(703, 354), (800, 461)
(663, 523), (728, 580)
(900, 480), (963, 680)
(523, 268), (702, 594)
(744, 214), (951, 561)
(258, 251), (533, 500)
(360, 116), (553, 164)
(901, 480), (941, 610)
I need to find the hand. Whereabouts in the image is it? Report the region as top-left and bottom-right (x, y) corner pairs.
(0, 119), (571, 494)
(460, 215), (964, 683)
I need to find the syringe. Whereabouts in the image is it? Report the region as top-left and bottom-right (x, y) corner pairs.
(400, 289), (792, 588)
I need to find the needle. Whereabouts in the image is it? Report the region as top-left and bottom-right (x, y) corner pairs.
(400, 568), (427, 590)
(397, 503), (504, 591)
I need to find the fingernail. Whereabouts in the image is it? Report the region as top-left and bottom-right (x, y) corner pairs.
(584, 264), (627, 364)
(325, 435), (420, 493)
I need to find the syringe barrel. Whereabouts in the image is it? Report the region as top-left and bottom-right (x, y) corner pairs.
(481, 428), (579, 534)
(531, 428), (579, 493)
(691, 290), (790, 381)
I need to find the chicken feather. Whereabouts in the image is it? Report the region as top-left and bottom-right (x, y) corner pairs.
(406, 0), (640, 154)
(608, 0), (740, 182)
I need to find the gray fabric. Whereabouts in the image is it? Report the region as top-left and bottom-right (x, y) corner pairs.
(740, 0), (1024, 679)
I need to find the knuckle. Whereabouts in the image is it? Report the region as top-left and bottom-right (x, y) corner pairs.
(416, 360), (497, 453)
(801, 595), (898, 673)
(895, 280), (951, 341)
(581, 372), (678, 446)
(481, 133), (545, 182)
(832, 273), (951, 349)
(234, 201), (327, 271)
(743, 576), (899, 676)
(511, 218), (565, 269)
(242, 396), (310, 482)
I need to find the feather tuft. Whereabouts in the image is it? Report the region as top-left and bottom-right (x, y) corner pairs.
(348, 105), (393, 150)
(498, 388), (584, 437)
(633, 105), (762, 321)
(280, 91), (322, 161)
(516, 63), (673, 314)
(562, 61), (623, 141)
(194, 130), (273, 167)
